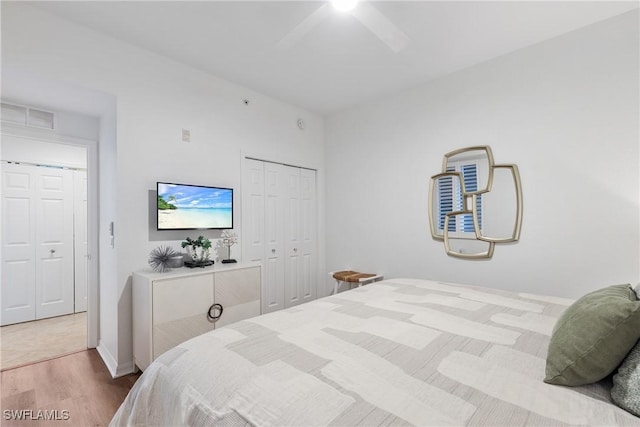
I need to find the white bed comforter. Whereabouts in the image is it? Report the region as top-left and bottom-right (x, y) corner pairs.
(111, 278), (640, 426)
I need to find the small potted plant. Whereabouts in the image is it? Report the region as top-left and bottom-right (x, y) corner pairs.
(181, 236), (212, 264)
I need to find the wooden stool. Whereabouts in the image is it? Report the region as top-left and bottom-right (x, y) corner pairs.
(330, 270), (383, 295)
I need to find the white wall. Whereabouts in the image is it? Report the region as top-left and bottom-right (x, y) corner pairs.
(325, 10), (639, 299)
(1, 107), (99, 142)
(1, 135), (87, 169)
(1, 107), (97, 168)
(1, 3), (325, 375)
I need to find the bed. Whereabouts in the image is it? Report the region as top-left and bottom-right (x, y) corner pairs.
(111, 278), (640, 426)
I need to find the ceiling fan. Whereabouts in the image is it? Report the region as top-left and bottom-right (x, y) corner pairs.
(276, 0), (410, 53)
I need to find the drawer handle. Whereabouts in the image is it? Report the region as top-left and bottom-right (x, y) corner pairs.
(207, 303), (224, 322)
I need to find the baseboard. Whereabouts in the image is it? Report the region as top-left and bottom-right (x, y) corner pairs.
(96, 341), (117, 377)
(96, 341), (136, 378)
(114, 360), (136, 378)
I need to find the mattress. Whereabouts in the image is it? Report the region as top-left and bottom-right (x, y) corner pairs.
(111, 278), (640, 426)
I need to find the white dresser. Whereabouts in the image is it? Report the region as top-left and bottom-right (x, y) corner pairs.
(132, 262), (261, 370)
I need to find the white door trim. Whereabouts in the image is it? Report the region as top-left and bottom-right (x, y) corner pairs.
(74, 170), (88, 313)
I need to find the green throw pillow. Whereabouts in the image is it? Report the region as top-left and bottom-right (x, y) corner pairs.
(612, 339), (640, 417)
(544, 284), (640, 386)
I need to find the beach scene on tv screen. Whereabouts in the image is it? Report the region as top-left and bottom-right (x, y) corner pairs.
(158, 183), (232, 229)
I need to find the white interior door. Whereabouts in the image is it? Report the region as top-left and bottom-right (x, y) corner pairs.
(298, 168), (317, 304)
(283, 166), (317, 308)
(243, 159), (274, 314)
(263, 162), (285, 312)
(35, 167), (74, 320)
(243, 158), (317, 313)
(74, 170), (88, 313)
(1, 163), (37, 325)
(243, 159), (265, 263)
(284, 166), (301, 308)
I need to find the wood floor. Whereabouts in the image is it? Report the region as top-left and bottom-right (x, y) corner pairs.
(0, 350), (140, 427)
(1, 313), (87, 371)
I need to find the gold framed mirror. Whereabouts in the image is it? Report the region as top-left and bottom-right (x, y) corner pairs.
(429, 146), (523, 259)
(472, 164), (522, 243)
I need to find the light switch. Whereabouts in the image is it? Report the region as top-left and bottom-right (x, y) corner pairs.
(182, 128), (191, 143)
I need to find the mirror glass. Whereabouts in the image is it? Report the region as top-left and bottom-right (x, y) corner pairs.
(476, 165), (522, 243)
(445, 232), (495, 259)
(443, 146), (493, 194)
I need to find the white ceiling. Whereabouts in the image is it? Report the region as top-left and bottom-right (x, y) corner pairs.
(31, 1), (639, 116)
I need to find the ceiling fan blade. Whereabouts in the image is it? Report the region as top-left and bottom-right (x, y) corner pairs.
(350, 2), (410, 53)
(276, 3), (332, 51)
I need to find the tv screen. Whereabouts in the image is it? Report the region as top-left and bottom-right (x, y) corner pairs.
(157, 182), (233, 230)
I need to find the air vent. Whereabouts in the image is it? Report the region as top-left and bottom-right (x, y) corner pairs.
(1, 103), (27, 125)
(1, 102), (56, 130)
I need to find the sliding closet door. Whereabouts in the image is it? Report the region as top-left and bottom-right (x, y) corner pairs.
(1, 163), (37, 325)
(34, 167), (74, 320)
(283, 166), (317, 308)
(283, 166), (301, 307)
(263, 162), (285, 313)
(1, 163), (74, 325)
(243, 158), (317, 313)
(243, 159), (286, 314)
(243, 159), (265, 263)
(298, 168), (317, 305)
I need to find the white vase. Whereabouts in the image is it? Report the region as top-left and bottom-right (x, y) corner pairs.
(188, 246), (210, 262)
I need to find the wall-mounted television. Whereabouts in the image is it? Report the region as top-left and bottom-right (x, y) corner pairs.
(157, 182), (233, 230)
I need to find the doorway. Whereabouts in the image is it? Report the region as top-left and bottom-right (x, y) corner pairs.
(0, 132), (94, 370)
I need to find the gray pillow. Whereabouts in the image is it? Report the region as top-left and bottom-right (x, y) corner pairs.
(544, 284), (640, 386)
(612, 339), (640, 417)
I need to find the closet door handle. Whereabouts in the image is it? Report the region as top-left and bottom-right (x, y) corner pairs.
(272, 249), (276, 254)
(207, 303), (224, 322)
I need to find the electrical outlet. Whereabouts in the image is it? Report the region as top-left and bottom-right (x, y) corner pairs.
(182, 128), (191, 143)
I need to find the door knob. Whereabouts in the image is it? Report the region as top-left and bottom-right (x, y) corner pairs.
(272, 249), (276, 254)
(50, 249), (56, 254)
(293, 248), (298, 253)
